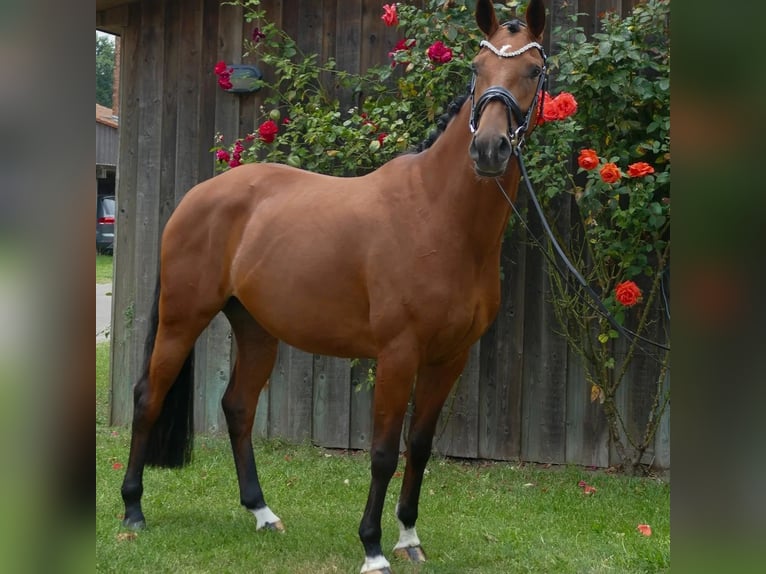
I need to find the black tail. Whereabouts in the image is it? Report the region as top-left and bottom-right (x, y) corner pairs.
(138, 279), (195, 468)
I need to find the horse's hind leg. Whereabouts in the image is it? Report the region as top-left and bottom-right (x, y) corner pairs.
(121, 299), (219, 529)
(393, 350), (470, 564)
(221, 298), (282, 531)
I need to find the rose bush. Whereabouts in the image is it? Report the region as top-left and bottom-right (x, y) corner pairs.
(211, 0), (522, 176)
(525, 0), (670, 474)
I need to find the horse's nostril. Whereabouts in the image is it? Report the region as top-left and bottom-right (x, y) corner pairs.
(497, 136), (511, 158)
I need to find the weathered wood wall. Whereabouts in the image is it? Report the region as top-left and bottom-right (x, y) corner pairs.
(97, 0), (669, 469)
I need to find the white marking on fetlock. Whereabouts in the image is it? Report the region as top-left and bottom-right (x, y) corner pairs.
(394, 525), (421, 550)
(394, 503), (421, 549)
(360, 554), (390, 573)
(251, 506), (281, 530)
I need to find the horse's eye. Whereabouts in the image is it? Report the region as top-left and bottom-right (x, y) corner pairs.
(530, 66), (542, 79)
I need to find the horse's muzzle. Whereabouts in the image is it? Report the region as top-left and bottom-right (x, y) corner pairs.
(469, 133), (512, 177)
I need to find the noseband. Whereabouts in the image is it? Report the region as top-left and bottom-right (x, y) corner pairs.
(468, 39), (548, 149)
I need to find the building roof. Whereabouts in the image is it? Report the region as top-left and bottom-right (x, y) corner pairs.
(97, 103), (118, 129)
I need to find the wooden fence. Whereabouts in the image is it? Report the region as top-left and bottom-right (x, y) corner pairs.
(97, 0), (668, 469)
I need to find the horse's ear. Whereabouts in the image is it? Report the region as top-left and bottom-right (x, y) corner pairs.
(525, 0), (546, 39)
(476, 0), (499, 37)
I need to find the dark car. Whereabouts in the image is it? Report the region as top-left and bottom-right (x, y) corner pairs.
(97, 194), (115, 254)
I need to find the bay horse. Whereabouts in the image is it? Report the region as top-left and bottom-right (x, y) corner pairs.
(120, 0), (548, 571)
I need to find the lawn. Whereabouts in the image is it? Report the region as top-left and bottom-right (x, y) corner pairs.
(97, 343), (670, 573)
(96, 254), (113, 284)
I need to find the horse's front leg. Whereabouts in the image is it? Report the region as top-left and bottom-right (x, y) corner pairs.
(393, 350), (470, 564)
(358, 344), (419, 574)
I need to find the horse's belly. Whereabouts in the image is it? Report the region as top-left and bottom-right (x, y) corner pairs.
(234, 272), (377, 359)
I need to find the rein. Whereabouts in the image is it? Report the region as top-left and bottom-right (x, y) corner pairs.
(473, 38), (670, 354)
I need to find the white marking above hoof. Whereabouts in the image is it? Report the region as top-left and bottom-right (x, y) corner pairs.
(360, 554), (391, 573)
(393, 525), (420, 550)
(251, 507), (284, 532)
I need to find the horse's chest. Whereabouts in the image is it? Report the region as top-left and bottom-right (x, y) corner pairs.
(421, 279), (500, 356)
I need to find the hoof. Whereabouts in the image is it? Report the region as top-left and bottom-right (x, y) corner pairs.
(393, 545), (426, 563)
(121, 517), (146, 530)
(259, 520), (285, 532)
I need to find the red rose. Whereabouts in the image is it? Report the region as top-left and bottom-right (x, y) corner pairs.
(577, 149), (599, 170)
(627, 162), (655, 178)
(251, 27), (266, 43)
(228, 156), (242, 168)
(258, 119), (279, 143)
(427, 41), (453, 64)
(552, 92), (578, 119)
(615, 280), (642, 307)
(381, 3), (398, 27)
(389, 38), (416, 67)
(599, 162), (621, 184)
(377, 132), (388, 146)
(214, 61), (228, 76)
(217, 73), (232, 90)
(282, 117), (291, 125)
(215, 149), (230, 163)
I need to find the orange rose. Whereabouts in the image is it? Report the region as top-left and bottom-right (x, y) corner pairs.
(542, 97), (560, 122)
(627, 162), (655, 177)
(535, 91), (552, 125)
(577, 148), (599, 170)
(552, 92), (578, 119)
(599, 162), (622, 184)
(615, 280), (642, 307)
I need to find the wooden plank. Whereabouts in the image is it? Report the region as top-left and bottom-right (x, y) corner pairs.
(653, 371), (670, 470)
(175, 0), (204, 201)
(196, 0), (220, 183)
(320, 0), (338, 92)
(96, 4), (130, 32)
(312, 356), (351, 448)
(253, 382), (270, 439)
(118, 0), (164, 431)
(478, 222), (526, 460)
(280, 0), (300, 49)
(192, 313), (231, 433)
(286, 347), (314, 441)
(110, 2), (141, 426)
(268, 342), (290, 438)
(520, 194), (569, 464)
(193, 0), (243, 432)
(576, 0), (597, 38)
(333, 0), (361, 112)
(159, 0), (180, 226)
(564, 347), (609, 467)
(349, 359), (374, 450)
(433, 344), (480, 458)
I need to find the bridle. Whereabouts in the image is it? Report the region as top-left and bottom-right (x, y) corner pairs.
(468, 38), (548, 149)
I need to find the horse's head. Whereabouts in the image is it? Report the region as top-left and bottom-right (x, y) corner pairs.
(469, 0), (547, 178)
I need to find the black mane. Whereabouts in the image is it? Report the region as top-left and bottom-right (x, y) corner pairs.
(413, 90), (470, 152)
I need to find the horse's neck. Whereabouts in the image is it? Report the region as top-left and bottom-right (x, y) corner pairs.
(417, 102), (519, 259)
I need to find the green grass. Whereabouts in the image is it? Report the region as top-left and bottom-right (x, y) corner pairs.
(97, 343), (670, 573)
(96, 254), (114, 284)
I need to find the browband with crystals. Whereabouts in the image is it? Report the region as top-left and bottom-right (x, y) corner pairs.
(479, 39), (544, 58)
